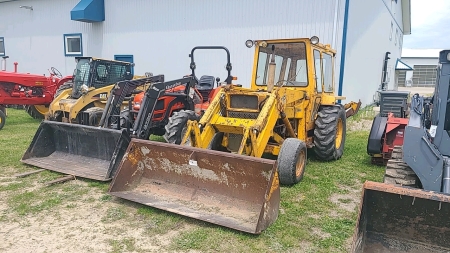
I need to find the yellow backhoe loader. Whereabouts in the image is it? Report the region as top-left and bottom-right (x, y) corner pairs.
(108, 37), (361, 234)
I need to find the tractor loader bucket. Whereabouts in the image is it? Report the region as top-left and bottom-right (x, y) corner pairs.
(108, 139), (280, 234)
(351, 181), (450, 253)
(21, 121), (131, 181)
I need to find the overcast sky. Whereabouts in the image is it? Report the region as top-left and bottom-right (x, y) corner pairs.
(402, 0), (450, 49)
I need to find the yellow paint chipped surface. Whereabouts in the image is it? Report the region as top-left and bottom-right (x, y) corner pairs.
(125, 146), (142, 166)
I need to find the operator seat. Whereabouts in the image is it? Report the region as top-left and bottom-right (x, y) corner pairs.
(196, 75), (215, 102)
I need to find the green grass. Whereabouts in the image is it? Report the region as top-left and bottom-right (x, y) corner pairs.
(0, 108), (41, 171)
(108, 238), (137, 253)
(348, 105), (377, 121)
(0, 108), (384, 252)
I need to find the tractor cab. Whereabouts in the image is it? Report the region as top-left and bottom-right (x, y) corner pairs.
(248, 36), (338, 100)
(71, 57), (134, 99)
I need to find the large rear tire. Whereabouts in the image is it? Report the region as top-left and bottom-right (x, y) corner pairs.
(54, 81), (73, 98)
(119, 108), (132, 128)
(313, 105), (346, 161)
(0, 110), (6, 130)
(25, 105), (48, 120)
(277, 138), (307, 186)
(383, 146), (419, 188)
(163, 110), (200, 145)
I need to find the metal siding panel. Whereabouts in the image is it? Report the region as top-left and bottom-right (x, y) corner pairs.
(1, 0), (342, 86)
(343, 0), (405, 106)
(0, 0), (95, 74)
(335, 0), (345, 84)
(102, 0), (338, 85)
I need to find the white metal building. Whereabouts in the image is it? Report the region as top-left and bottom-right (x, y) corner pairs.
(398, 49), (441, 87)
(0, 0), (411, 106)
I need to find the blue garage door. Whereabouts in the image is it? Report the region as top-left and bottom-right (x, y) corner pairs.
(114, 55), (134, 75)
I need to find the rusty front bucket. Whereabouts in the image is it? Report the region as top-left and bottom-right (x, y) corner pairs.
(351, 181), (450, 253)
(108, 138), (280, 234)
(21, 121), (131, 181)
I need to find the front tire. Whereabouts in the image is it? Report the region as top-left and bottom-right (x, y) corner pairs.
(207, 132), (229, 152)
(163, 110), (200, 145)
(25, 105), (48, 120)
(0, 110), (6, 130)
(313, 105), (346, 161)
(119, 108), (132, 128)
(277, 138), (307, 186)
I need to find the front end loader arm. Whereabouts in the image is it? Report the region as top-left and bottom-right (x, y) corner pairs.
(344, 100), (362, 118)
(183, 86), (285, 158)
(182, 87), (226, 148)
(249, 90), (282, 157)
(132, 77), (195, 140)
(99, 75), (165, 128)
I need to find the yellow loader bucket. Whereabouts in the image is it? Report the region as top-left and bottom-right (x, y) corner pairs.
(351, 181), (450, 253)
(21, 121), (131, 181)
(108, 139), (280, 234)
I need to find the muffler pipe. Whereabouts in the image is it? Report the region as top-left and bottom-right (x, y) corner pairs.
(1, 56), (8, 71)
(267, 45), (276, 92)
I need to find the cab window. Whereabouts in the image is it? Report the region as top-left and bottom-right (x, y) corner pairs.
(255, 42), (308, 87)
(323, 53), (333, 92)
(313, 49), (323, 92)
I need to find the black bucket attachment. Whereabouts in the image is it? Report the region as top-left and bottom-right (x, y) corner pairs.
(21, 121), (131, 181)
(108, 139), (280, 234)
(351, 181), (450, 252)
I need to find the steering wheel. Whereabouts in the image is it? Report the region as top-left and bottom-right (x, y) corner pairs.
(50, 67), (63, 78)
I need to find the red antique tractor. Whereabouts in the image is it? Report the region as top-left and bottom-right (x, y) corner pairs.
(0, 57), (72, 129)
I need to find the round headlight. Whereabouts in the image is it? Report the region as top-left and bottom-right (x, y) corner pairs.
(310, 36), (319, 45)
(447, 52), (450, 61)
(245, 40), (254, 48)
